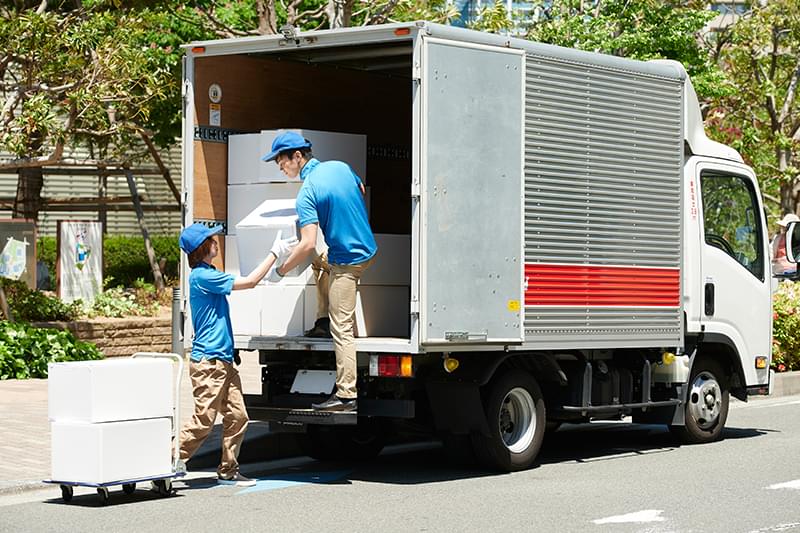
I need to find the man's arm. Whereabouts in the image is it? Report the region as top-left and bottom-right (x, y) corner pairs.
(277, 223), (318, 275)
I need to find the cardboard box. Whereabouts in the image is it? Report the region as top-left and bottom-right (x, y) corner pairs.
(228, 129), (367, 185)
(262, 285), (306, 336)
(51, 418), (171, 483)
(304, 285), (409, 338)
(229, 284), (263, 336)
(360, 234), (411, 286)
(48, 359), (173, 423)
(235, 198), (326, 282)
(227, 182), (303, 236)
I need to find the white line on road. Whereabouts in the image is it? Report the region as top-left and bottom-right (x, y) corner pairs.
(767, 480), (800, 490)
(747, 522), (800, 532)
(592, 510), (665, 524)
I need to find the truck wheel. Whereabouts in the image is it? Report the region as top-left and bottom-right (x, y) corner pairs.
(60, 484), (73, 503)
(471, 371), (546, 472)
(670, 358), (729, 444)
(302, 421), (386, 461)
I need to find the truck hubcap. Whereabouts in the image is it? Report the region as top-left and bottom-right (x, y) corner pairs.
(499, 387), (536, 453)
(687, 371), (722, 430)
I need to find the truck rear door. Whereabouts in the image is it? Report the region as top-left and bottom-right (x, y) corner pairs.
(419, 37), (524, 346)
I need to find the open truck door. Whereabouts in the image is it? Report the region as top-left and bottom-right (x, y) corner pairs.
(419, 37), (525, 346)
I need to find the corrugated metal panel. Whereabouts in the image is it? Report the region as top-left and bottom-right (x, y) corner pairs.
(523, 54), (683, 346)
(0, 142), (182, 236)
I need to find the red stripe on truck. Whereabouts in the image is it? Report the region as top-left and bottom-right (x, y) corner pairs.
(525, 264), (680, 307)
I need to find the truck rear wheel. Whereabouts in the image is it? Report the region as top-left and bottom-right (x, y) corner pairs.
(301, 420), (386, 461)
(670, 358), (729, 444)
(472, 371), (545, 472)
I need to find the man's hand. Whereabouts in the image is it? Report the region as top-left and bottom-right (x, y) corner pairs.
(266, 265), (283, 283)
(270, 234), (299, 263)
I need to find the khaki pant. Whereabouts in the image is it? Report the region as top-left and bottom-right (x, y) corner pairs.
(312, 253), (373, 400)
(179, 358), (248, 478)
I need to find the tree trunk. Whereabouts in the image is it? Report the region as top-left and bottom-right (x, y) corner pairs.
(124, 169), (166, 291)
(12, 165), (44, 221)
(326, 0), (354, 28)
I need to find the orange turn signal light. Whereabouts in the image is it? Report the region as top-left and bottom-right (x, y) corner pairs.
(400, 356), (413, 377)
(191, 46), (206, 54)
(755, 356), (768, 369)
(394, 28), (411, 36)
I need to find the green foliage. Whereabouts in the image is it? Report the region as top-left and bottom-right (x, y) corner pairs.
(37, 234), (179, 288)
(0, 321), (103, 380)
(772, 280), (800, 372)
(87, 282), (161, 318)
(0, 279), (82, 322)
(525, 0), (723, 101)
(466, 1), (513, 33)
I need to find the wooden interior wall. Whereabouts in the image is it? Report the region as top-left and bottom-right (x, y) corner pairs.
(192, 53), (413, 258)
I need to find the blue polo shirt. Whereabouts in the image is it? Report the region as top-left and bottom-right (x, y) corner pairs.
(295, 158), (377, 265)
(188, 263), (235, 363)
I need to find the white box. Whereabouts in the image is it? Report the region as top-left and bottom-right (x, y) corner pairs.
(228, 129), (367, 185)
(48, 359), (173, 423)
(360, 234), (411, 286)
(303, 285), (409, 338)
(235, 198), (325, 283)
(229, 284), (263, 336)
(224, 235), (311, 286)
(51, 418), (171, 484)
(262, 285), (306, 336)
(227, 182), (303, 236)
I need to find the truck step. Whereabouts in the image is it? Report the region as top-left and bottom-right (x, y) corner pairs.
(246, 406), (357, 426)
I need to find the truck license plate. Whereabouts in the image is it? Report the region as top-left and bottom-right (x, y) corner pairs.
(290, 370), (336, 395)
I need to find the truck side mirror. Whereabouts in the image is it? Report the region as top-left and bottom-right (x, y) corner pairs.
(786, 221), (800, 263)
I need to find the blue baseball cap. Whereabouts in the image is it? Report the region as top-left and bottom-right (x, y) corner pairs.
(261, 131), (312, 162)
(180, 223), (224, 254)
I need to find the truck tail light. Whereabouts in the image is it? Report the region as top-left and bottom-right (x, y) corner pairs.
(370, 355), (414, 377)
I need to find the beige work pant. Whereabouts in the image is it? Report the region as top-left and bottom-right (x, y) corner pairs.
(178, 358), (248, 478)
(312, 253), (374, 400)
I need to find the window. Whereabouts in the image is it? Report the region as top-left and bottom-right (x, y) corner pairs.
(701, 172), (764, 280)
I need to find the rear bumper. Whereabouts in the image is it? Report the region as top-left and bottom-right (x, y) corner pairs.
(746, 369), (775, 397)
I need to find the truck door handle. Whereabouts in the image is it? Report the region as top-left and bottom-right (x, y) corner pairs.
(704, 283), (715, 316)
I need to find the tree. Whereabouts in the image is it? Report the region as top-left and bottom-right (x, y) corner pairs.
(524, 0), (726, 103)
(707, 0), (800, 217)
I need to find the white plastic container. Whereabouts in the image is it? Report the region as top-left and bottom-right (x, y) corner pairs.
(48, 359), (172, 423)
(303, 285), (409, 338)
(261, 285), (306, 336)
(51, 418), (171, 484)
(652, 354), (691, 384)
(227, 182), (303, 236)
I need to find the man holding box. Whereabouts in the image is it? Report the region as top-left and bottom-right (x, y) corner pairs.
(178, 222), (297, 486)
(263, 131), (377, 413)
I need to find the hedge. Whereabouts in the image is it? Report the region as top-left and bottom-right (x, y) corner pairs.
(37, 234), (179, 288)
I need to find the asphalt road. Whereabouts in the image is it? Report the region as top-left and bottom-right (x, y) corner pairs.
(2, 395), (799, 533)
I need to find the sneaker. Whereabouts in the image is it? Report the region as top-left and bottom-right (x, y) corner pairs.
(311, 394), (357, 412)
(174, 459), (187, 474)
(217, 472), (257, 487)
(304, 317), (332, 338)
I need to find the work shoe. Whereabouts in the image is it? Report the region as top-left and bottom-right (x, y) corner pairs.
(312, 394), (357, 412)
(218, 472), (257, 487)
(304, 317), (332, 338)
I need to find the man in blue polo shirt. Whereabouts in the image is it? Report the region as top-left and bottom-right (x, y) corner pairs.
(263, 131), (377, 412)
(178, 222), (296, 486)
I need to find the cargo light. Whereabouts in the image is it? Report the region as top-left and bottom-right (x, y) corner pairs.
(369, 355), (413, 377)
(755, 356), (768, 369)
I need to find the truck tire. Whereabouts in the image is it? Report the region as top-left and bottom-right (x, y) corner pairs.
(471, 371), (546, 472)
(670, 358), (729, 444)
(301, 421), (386, 461)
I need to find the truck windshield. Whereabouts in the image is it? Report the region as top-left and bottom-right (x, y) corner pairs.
(700, 172), (764, 281)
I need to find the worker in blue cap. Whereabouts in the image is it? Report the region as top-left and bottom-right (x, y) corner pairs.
(177, 222), (297, 486)
(263, 131), (377, 412)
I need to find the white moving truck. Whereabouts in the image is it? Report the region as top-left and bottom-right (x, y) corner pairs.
(181, 22), (772, 471)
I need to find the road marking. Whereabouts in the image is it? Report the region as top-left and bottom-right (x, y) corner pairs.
(767, 480), (800, 490)
(734, 399), (800, 410)
(234, 470), (351, 495)
(747, 522), (800, 532)
(592, 510), (665, 524)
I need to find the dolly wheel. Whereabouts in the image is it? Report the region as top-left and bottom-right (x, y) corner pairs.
(96, 487), (109, 506)
(60, 485), (73, 503)
(122, 483), (136, 495)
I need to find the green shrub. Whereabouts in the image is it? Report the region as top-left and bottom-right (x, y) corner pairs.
(88, 286), (159, 318)
(772, 280), (800, 372)
(0, 321), (103, 380)
(0, 278), (82, 322)
(37, 234), (179, 288)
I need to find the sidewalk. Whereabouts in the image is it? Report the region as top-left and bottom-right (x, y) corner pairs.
(1, 361), (799, 495)
(0, 350), (300, 495)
